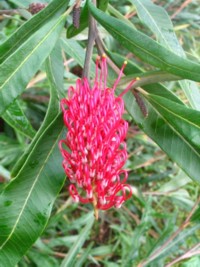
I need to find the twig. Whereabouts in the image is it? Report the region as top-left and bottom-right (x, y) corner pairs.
(171, 0), (193, 20)
(0, 9), (19, 15)
(165, 243), (200, 267)
(138, 196), (200, 267)
(82, 0), (97, 79)
(134, 155), (166, 170)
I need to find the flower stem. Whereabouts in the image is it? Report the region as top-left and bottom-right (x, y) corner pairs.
(82, 0), (97, 79)
(92, 181), (99, 220)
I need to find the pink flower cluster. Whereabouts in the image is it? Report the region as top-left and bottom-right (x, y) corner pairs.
(59, 56), (134, 216)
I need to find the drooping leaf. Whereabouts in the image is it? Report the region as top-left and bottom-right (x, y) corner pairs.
(88, 2), (200, 82)
(129, 0), (200, 110)
(129, 0), (182, 52)
(107, 52), (200, 185)
(108, 51), (183, 105)
(124, 91), (200, 184)
(145, 94), (200, 153)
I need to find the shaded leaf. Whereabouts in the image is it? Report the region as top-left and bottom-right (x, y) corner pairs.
(67, 1), (89, 38)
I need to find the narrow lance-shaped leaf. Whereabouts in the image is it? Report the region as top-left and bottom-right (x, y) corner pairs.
(0, 3), (68, 116)
(145, 94), (200, 156)
(0, 114), (65, 267)
(108, 51), (184, 105)
(12, 41), (64, 177)
(0, 0), (67, 64)
(124, 90), (200, 184)
(109, 51), (200, 186)
(129, 0), (200, 110)
(88, 2), (200, 82)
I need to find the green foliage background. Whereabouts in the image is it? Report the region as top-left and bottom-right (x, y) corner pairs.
(0, 0), (200, 266)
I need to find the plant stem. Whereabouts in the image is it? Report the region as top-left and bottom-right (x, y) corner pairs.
(82, 0), (97, 79)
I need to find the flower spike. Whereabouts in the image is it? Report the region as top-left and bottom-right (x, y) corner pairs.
(59, 56), (135, 219)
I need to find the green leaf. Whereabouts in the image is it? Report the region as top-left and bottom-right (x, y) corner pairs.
(129, 0), (200, 110)
(108, 51), (183, 105)
(0, 114), (65, 267)
(11, 42), (64, 177)
(181, 257), (200, 267)
(27, 250), (59, 267)
(60, 212), (94, 267)
(0, 135), (25, 167)
(191, 205), (200, 223)
(2, 99), (36, 139)
(124, 91), (200, 184)
(0, 2), (68, 117)
(146, 94), (200, 151)
(74, 242), (94, 267)
(110, 51), (200, 187)
(129, 0), (182, 52)
(88, 2), (200, 82)
(0, 0), (67, 64)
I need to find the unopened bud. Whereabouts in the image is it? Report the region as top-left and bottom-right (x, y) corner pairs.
(28, 3), (47, 15)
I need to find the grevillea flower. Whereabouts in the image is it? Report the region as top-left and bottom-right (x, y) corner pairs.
(59, 55), (137, 218)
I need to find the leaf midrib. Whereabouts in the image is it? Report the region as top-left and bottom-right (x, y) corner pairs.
(147, 97), (200, 158)
(0, 12), (65, 92)
(93, 6), (198, 76)
(0, 126), (64, 250)
(0, 0), (66, 64)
